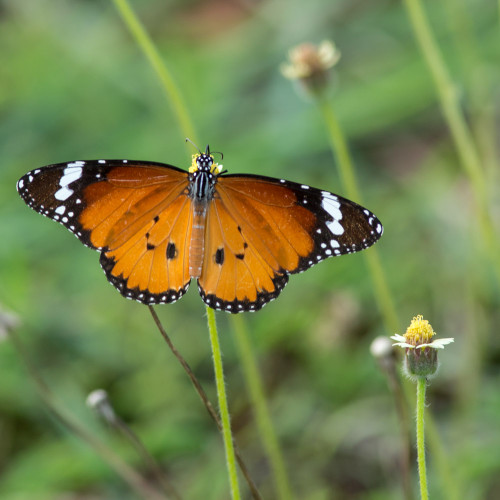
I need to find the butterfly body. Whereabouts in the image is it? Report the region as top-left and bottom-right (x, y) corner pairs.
(187, 153), (218, 278)
(17, 147), (383, 312)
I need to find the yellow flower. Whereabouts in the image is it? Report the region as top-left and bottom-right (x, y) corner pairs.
(391, 315), (453, 350)
(391, 315), (454, 379)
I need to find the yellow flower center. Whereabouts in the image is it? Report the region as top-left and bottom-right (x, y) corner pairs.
(404, 315), (435, 346)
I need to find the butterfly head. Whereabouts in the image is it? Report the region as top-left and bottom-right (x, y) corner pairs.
(188, 146), (223, 176)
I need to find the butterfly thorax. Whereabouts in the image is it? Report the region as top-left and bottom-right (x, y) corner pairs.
(187, 153), (221, 278)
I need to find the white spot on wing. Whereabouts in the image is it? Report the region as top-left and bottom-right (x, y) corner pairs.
(322, 193), (344, 236)
(55, 186), (73, 201)
(55, 206), (66, 215)
(321, 194), (342, 221)
(327, 219), (344, 235)
(60, 166), (83, 187)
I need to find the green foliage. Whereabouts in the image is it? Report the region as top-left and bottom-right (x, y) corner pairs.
(1, 0), (499, 498)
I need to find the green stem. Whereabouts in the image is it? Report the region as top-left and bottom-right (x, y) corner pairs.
(416, 378), (429, 500)
(402, 0), (500, 285)
(317, 95), (361, 201)
(110, 3), (262, 496)
(317, 96), (400, 334)
(111, 0), (197, 144)
(148, 307), (262, 500)
(206, 307), (241, 500)
(231, 315), (293, 500)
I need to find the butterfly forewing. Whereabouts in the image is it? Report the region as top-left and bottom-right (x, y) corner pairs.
(218, 174), (382, 270)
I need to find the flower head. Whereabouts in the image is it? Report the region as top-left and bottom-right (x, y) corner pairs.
(281, 41), (340, 95)
(391, 315), (454, 379)
(0, 306), (20, 342)
(87, 389), (117, 424)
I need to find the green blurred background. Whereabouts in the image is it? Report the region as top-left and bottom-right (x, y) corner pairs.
(1, 0), (499, 498)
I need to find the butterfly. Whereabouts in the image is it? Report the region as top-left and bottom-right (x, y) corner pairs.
(17, 146), (383, 313)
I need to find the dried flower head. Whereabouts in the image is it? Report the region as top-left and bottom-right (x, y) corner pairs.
(281, 41), (340, 94)
(0, 307), (20, 341)
(391, 315), (454, 379)
(87, 389), (117, 424)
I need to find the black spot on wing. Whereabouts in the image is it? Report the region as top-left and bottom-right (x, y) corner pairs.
(215, 248), (224, 265)
(166, 242), (177, 260)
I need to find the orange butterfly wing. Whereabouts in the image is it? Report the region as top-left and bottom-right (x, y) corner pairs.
(18, 155), (383, 312)
(18, 160), (193, 303)
(198, 174), (382, 312)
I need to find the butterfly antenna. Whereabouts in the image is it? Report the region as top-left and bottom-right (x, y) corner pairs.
(185, 138), (202, 154)
(210, 150), (224, 161)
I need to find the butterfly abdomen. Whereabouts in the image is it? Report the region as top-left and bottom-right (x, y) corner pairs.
(189, 200), (207, 278)
(188, 165), (217, 278)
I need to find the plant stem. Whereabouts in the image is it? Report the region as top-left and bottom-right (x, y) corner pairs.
(317, 96), (400, 334)
(416, 378), (429, 500)
(111, 0), (197, 144)
(402, 0), (500, 285)
(110, 2), (261, 494)
(148, 307), (262, 500)
(377, 353), (414, 500)
(206, 307), (241, 500)
(231, 315), (293, 500)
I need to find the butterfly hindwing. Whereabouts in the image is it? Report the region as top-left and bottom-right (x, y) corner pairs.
(198, 195), (289, 312)
(197, 174), (383, 312)
(100, 193), (193, 304)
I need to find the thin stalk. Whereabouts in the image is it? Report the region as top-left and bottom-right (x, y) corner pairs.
(231, 315), (293, 500)
(424, 406), (460, 500)
(113, 414), (182, 500)
(416, 378), (429, 500)
(110, 1), (262, 494)
(111, 0), (197, 144)
(148, 307), (262, 500)
(402, 0), (500, 285)
(8, 328), (167, 500)
(443, 0), (498, 180)
(206, 307), (241, 500)
(317, 95), (400, 334)
(375, 350), (414, 500)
